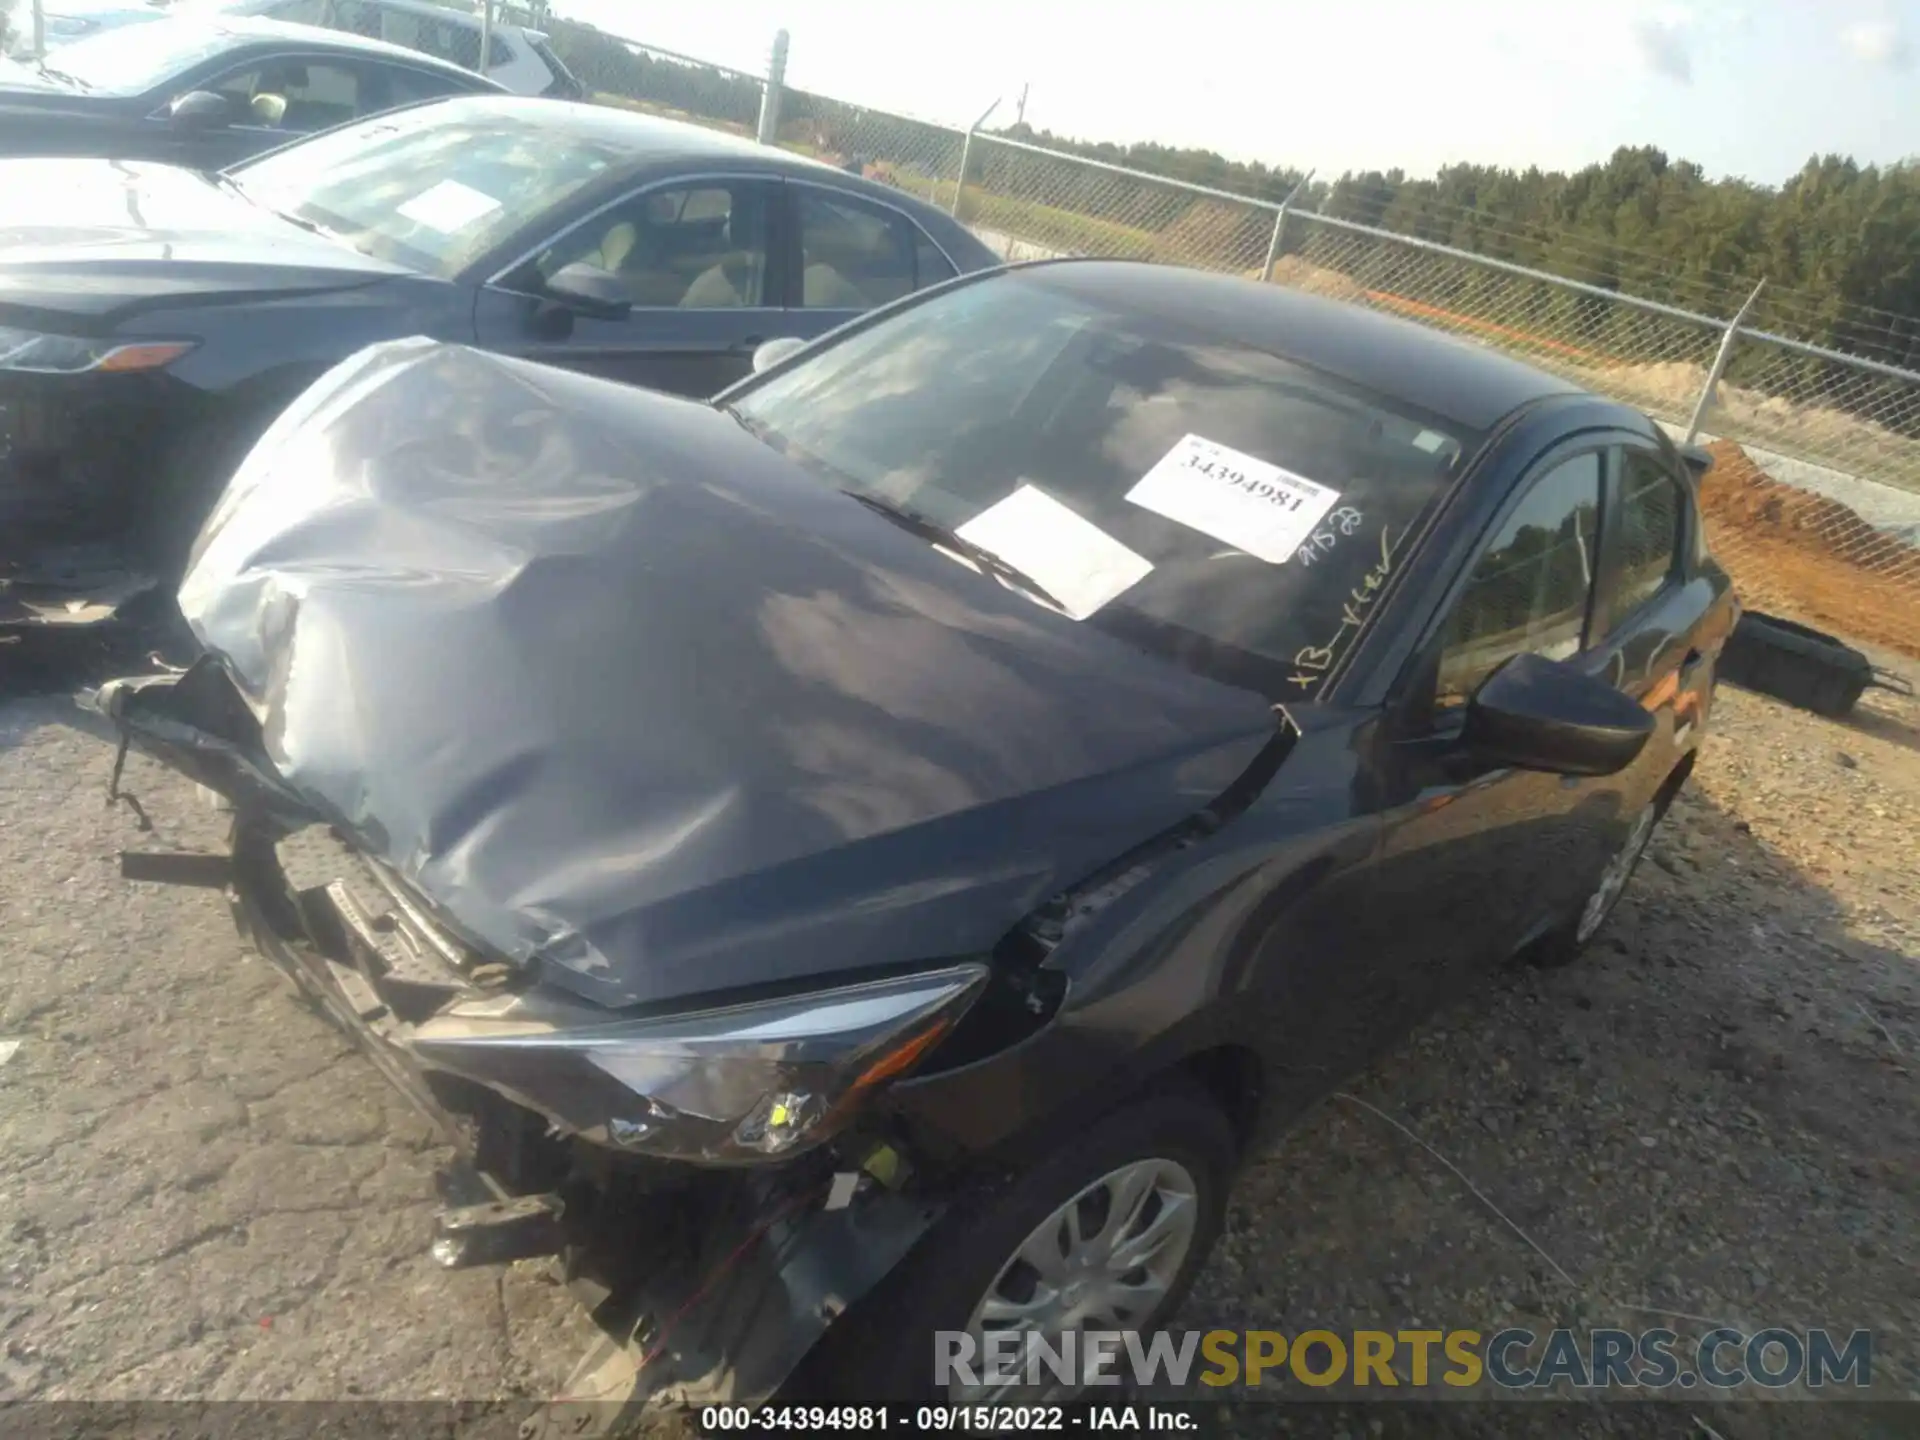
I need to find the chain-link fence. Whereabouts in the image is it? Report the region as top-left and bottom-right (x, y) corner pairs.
(957, 134), (1281, 272)
(542, 23), (766, 131)
(772, 85), (968, 201)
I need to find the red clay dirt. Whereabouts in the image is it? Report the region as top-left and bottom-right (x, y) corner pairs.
(1698, 439), (1920, 661)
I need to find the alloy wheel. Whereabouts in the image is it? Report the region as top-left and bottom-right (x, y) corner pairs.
(1575, 799), (1660, 944)
(951, 1156), (1199, 1402)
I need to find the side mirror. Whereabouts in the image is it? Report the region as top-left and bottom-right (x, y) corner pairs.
(751, 336), (807, 373)
(542, 262), (632, 320)
(1677, 442), (1714, 481)
(1461, 652), (1654, 777)
(167, 90), (231, 129)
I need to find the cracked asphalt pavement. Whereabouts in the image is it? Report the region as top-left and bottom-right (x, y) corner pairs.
(1, 655), (1916, 1437)
(0, 693), (602, 1402)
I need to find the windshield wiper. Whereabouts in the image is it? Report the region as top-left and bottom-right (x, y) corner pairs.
(35, 64), (89, 90)
(266, 207), (330, 237)
(839, 490), (1069, 616)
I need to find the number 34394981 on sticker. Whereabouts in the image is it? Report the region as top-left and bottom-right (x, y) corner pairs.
(1125, 433), (1343, 564)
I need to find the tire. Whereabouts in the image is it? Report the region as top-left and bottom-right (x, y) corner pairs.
(1531, 778), (1679, 969)
(1717, 611), (1872, 718)
(793, 1084), (1238, 1403)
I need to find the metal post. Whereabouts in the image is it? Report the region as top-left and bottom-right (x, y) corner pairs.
(756, 29), (788, 145)
(477, 0), (493, 72)
(30, 0), (46, 60)
(1259, 169), (1315, 283)
(950, 97), (1001, 217)
(1684, 278), (1766, 444)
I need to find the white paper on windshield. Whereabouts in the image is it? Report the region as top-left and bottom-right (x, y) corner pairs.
(396, 179), (502, 233)
(1125, 433), (1341, 564)
(954, 484), (1152, 621)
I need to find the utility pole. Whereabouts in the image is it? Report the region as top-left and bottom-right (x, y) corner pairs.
(1014, 82), (1029, 125)
(756, 29), (789, 145)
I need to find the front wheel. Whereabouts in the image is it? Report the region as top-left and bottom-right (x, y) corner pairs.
(1532, 791), (1667, 968)
(797, 1085), (1237, 1402)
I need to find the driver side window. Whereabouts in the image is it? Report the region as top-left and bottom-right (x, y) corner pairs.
(208, 58), (362, 131)
(1434, 451), (1603, 712)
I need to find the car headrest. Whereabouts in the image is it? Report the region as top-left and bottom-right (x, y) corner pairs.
(600, 222), (639, 272)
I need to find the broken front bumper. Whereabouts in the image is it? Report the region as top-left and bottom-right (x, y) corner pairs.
(97, 669), (946, 1408)
(201, 822), (944, 1407)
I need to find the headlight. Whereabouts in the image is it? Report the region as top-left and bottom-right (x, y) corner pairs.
(0, 326), (195, 375)
(409, 962), (989, 1164)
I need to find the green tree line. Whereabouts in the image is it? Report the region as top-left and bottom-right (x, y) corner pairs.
(1000, 125), (1920, 371)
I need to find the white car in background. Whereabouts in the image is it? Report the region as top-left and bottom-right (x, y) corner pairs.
(10, 0), (584, 98)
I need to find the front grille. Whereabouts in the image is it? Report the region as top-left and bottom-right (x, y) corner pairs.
(270, 825), (493, 1023)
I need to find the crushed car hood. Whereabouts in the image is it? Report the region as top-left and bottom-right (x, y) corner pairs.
(0, 159), (407, 328)
(172, 338), (1284, 1009)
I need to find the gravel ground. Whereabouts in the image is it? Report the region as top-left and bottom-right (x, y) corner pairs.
(1, 649), (1916, 1437)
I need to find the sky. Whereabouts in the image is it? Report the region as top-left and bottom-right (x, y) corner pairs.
(558, 0), (1920, 186)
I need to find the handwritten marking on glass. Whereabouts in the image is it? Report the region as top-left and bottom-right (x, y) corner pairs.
(1295, 505), (1366, 567)
(1288, 524), (1399, 692)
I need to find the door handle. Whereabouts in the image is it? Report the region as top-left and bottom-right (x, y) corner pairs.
(1678, 647), (1706, 684)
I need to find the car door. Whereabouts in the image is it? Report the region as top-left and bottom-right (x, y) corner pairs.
(786, 181), (960, 333)
(1579, 441), (1711, 827)
(1365, 443), (1612, 991)
(472, 177), (791, 398)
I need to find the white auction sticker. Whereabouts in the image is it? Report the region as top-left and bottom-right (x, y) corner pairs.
(954, 484), (1153, 621)
(1125, 433), (1341, 564)
(396, 179), (502, 233)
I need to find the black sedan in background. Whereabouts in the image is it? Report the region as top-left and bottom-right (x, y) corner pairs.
(0, 95), (999, 627)
(98, 260), (1736, 1408)
(0, 15), (501, 165)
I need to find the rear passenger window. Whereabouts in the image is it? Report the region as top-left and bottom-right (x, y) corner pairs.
(533, 182), (774, 309)
(915, 232), (956, 287)
(1604, 449), (1685, 624)
(797, 190), (916, 308)
(795, 190), (952, 309)
(364, 62), (471, 109)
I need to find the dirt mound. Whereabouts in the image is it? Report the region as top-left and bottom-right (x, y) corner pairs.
(1700, 441), (1920, 581)
(1254, 254), (1368, 302)
(1700, 439), (1920, 659)
(1154, 200), (1265, 267)
(1602, 363), (1920, 482)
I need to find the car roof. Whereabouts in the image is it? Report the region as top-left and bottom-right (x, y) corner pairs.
(400, 93), (911, 178)
(212, 0), (541, 37)
(1011, 259), (1586, 434)
(176, 14), (506, 77)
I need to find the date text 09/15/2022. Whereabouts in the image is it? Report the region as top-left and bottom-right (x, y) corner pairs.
(699, 1406), (1197, 1432)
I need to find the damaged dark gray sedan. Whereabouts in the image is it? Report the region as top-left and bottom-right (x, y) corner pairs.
(97, 258), (1736, 1408)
